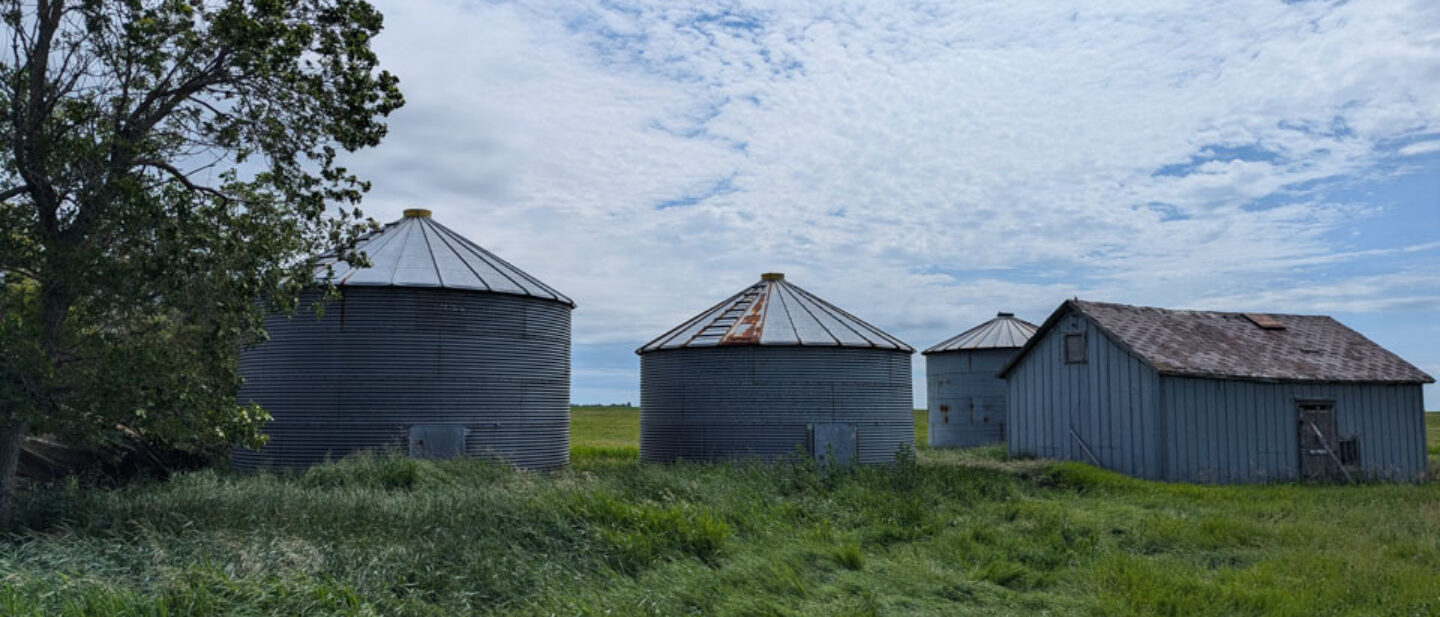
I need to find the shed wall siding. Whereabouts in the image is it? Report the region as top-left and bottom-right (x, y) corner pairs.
(1162, 377), (1427, 482)
(1007, 312), (1161, 478)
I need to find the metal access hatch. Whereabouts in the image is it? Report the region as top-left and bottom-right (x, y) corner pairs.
(408, 425), (468, 459)
(811, 423), (858, 467)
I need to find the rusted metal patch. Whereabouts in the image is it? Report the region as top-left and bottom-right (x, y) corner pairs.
(638, 274), (913, 353)
(720, 285), (769, 344)
(1244, 313), (1286, 330)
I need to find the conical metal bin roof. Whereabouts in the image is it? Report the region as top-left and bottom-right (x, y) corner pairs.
(315, 209), (573, 306)
(638, 273), (912, 353)
(923, 311), (1037, 354)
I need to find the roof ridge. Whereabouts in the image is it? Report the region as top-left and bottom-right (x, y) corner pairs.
(637, 275), (912, 353)
(1001, 299), (1432, 383)
(310, 213), (573, 307)
(923, 312), (1038, 354)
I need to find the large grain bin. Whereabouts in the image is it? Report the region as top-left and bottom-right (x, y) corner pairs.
(923, 312), (1037, 448)
(638, 273), (914, 466)
(234, 209), (574, 470)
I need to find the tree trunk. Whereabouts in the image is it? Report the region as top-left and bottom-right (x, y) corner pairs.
(0, 420), (25, 531)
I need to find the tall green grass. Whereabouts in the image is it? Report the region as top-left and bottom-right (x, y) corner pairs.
(0, 410), (1434, 616)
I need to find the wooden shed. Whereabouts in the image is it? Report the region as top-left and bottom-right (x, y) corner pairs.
(999, 300), (1433, 483)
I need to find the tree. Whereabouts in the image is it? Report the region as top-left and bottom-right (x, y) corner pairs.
(0, 0), (403, 524)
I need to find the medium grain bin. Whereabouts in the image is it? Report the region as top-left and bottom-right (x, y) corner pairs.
(233, 209), (574, 470)
(923, 312), (1037, 448)
(637, 273), (914, 466)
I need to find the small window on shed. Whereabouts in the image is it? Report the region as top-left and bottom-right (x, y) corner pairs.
(1063, 333), (1086, 364)
(1337, 437), (1359, 466)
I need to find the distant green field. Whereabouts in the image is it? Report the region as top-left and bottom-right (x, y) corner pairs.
(571, 405), (931, 453)
(575, 406), (1435, 456)
(1429, 412), (1439, 455)
(570, 405), (641, 458)
(1, 408), (1436, 616)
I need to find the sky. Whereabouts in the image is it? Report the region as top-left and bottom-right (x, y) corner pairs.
(343, 0), (1440, 408)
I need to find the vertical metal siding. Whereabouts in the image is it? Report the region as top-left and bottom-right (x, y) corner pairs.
(640, 347), (913, 465)
(1010, 310), (1427, 483)
(1162, 378), (1425, 482)
(233, 288), (572, 470)
(1006, 312), (1161, 479)
(926, 348), (1015, 447)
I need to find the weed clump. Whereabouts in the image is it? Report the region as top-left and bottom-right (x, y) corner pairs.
(833, 542), (864, 571)
(299, 453), (450, 490)
(567, 490), (731, 574)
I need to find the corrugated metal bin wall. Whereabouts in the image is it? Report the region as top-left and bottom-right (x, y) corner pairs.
(640, 347), (914, 464)
(234, 287), (572, 470)
(927, 348), (1016, 447)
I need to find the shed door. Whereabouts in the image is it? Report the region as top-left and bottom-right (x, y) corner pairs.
(811, 423), (857, 467)
(409, 425), (468, 459)
(1297, 402), (1340, 481)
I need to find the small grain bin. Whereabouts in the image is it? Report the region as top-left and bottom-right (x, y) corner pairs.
(923, 312), (1037, 448)
(637, 273), (914, 466)
(233, 209), (574, 470)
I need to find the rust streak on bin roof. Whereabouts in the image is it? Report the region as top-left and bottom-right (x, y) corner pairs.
(721, 287), (768, 345)
(638, 273), (913, 353)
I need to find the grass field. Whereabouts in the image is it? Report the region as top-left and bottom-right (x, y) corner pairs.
(1430, 411), (1440, 456)
(0, 410), (1436, 616)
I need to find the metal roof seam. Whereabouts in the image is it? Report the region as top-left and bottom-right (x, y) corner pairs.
(421, 218), (494, 292)
(448, 224), (570, 301)
(435, 221), (535, 297)
(416, 217), (445, 288)
(924, 313), (1038, 353)
(792, 283), (908, 350)
(772, 282), (802, 345)
(385, 217), (418, 286)
(782, 283), (843, 346)
(310, 213), (571, 306)
(638, 275), (911, 352)
(640, 286), (749, 353)
(432, 220), (574, 305)
(689, 287), (753, 347)
(333, 219), (404, 284)
(791, 283), (876, 347)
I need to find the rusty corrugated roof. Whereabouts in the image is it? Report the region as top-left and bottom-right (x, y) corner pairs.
(637, 273), (913, 353)
(923, 312), (1038, 354)
(999, 300), (1433, 384)
(314, 211), (574, 306)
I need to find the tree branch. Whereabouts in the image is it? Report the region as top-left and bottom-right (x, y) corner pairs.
(134, 159), (227, 201)
(0, 185), (29, 202)
(15, 0), (68, 241)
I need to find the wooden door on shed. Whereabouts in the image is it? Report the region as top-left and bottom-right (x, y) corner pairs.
(1297, 402), (1340, 481)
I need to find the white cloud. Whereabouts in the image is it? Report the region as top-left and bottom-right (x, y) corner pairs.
(342, 0), (1440, 402)
(1399, 140), (1440, 156)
